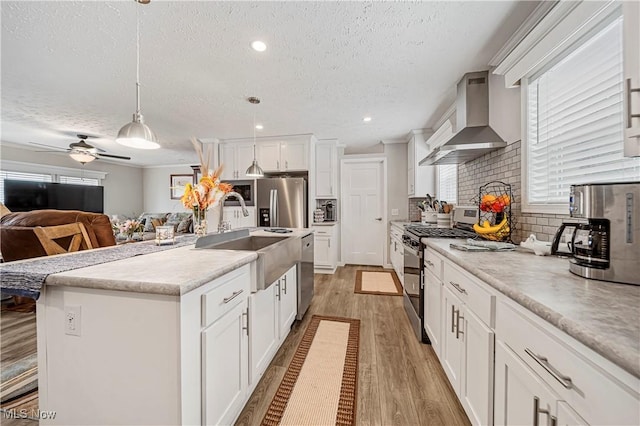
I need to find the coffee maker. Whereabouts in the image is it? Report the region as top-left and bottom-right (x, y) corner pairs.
(563, 182), (639, 285)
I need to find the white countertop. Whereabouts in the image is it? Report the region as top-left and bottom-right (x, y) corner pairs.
(312, 221), (338, 226)
(45, 228), (312, 296)
(423, 238), (640, 378)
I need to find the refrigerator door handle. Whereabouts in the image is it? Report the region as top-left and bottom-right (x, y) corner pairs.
(270, 189), (278, 227)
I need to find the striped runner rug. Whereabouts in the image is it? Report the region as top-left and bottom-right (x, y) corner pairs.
(261, 315), (360, 426)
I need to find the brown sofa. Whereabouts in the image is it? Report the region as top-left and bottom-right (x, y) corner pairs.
(0, 210), (116, 262)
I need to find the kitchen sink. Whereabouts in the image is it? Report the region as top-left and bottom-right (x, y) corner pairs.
(195, 229), (300, 291)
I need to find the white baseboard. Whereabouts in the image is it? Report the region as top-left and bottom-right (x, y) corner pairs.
(314, 267), (337, 275)
(383, 263), (393, 269)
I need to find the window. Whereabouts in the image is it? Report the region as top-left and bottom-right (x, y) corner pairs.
(0, 171), (52, 203)
(437, 164), (457, 204)
(525, 17), (639, 209)
(59, 176), (100, 186)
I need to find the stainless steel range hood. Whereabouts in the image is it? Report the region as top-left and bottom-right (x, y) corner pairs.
(420, 71), (506, 165)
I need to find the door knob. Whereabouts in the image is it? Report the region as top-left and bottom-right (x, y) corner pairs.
(375, 217), (382, 221)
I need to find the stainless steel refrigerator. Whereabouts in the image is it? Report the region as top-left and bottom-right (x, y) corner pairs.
(256, 178), (307, 228)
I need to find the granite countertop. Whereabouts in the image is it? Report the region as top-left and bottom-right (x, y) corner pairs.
(422, 238), (640, 378)
(45, 228), (312, 296)
(390, 220), (416, 228)
(312, 221), (339, 226)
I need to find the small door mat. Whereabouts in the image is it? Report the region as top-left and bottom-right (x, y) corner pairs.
(354, 270), (402, 296)
(262, 315), (360, 426)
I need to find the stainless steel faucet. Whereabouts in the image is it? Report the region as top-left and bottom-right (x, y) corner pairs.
(218, 191), (249, 232)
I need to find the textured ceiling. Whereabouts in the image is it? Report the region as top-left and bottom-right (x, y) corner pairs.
(1, 1), (538, 166)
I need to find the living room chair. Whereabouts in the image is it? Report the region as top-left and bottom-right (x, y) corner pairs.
(33, 223), (94, 256)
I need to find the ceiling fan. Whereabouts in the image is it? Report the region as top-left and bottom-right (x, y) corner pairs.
(30, 134), (132, 164)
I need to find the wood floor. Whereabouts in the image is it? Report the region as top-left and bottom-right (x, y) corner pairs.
(0, 265), (470, 426)
(236, 265), (470, 426)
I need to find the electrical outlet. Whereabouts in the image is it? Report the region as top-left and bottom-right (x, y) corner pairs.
(64, 306), (81, 336)
(391, 209), (399, 216)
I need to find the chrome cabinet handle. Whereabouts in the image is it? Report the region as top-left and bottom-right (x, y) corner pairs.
(223, 289), (244, 304)
(282, 275), (287, 294)
(425, 260), (434, 267)
(286, 160), (288, 169)
(450, 281), (467, 295)
(451, 305), (456, 333)
(277, 160), (280, 170)
(627, 78), (640, 128)
(456, 309), (464, 339)
(533, 396), (554, 426)
(525, 348), (573, 389)
(276, 280), (281, 300)
(242, 309), (248, 336)
(328, 239), (331, 248)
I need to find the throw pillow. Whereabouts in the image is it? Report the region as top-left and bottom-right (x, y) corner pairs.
(150, 218), (166, 230)
(176, 216), (192, 233)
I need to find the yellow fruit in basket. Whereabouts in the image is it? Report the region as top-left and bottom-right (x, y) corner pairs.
(481, 194), (497, 204)
(482, 220), (490, 228)
(498, 194), (511, 205)
(473, 217), (508, 234)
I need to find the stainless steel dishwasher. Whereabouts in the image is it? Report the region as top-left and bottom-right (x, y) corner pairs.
(296, 233), (314, 320)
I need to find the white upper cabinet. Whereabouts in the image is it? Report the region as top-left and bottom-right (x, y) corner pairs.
(407, 130), (435, 197)
(257, 138), (309, 172)
(219, 142), (254, 180)
(315, 141), (338, 198)
(624, 1), (640, 156)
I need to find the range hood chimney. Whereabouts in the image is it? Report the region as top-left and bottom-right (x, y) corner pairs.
(420, 71), (506, 165)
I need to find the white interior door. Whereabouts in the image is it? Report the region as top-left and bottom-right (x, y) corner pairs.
(342, 159), (385, 265)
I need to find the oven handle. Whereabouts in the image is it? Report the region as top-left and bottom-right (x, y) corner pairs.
(403, 244), (420, 257)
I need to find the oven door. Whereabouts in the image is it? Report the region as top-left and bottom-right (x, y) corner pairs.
(403, 241), (425, 341)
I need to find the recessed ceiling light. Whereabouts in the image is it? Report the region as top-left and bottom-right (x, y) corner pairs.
(255, 124), (264, 130)
(363, 116), (372, 122)
(251, 41), (267, 52)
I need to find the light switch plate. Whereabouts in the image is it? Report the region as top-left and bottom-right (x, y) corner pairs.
(391, 209), (399, 216)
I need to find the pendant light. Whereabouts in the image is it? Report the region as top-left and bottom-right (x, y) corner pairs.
(116, 0), (159, 150)
(245, 97), (264, 177)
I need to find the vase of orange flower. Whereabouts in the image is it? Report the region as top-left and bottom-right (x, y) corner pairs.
(180, 138), (234, 237)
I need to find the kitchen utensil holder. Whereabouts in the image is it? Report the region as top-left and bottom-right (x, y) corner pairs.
(477, 180), (514, 243)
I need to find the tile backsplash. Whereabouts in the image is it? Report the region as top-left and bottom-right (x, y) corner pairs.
(408, 197), (426, 222)
(457, 140), (569, 243)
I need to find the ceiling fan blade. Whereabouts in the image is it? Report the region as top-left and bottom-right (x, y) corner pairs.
(97, 153), (131, 160)
(29, 142), (68, 151)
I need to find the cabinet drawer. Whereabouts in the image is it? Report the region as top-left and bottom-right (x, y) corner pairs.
(443, 262), (494, 327)
(496, 300), (640, 425)
(313, 226), (334, 237)
(424, 248), (444, 281)
(202, 265), (250, 327)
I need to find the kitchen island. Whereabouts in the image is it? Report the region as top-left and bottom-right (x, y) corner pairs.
(421, 238), (640, 425)
(33, 228), (311, 425)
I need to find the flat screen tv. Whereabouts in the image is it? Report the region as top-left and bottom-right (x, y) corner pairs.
(3, 180), (104, 213)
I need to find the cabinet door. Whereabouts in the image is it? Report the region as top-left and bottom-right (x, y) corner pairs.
(202, 300), (248, 426)
(282, 140), (308, 171)
(441, 286), (463, 393)
(278, 266), (298, 340)
(257, 142), (281, 171)
(624, 0), (640, 153)
(219, 144), (237, 180)
(237, 207), (256, 228)
(494, 341), (558, 426)
(424, 269), (442, 358)
(316, 144), (335, 197)
(407, 137), (415, 195)
(235, 143), (255, 179)
(556, 401), (588, 426)
(314, 235), (331, 267)
(460, 307), (495, 426)
(249, 285), (278, 387)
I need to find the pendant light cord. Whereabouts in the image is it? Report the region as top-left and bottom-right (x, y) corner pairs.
(135, 0), (141, 115)
(253, 112), (257, 159)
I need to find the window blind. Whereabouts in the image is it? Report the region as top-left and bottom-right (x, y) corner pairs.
(527, 17), (640, 205)
(437, 164), (457, 204)
(59, 176), (100, 186)
(0, 171), (53, 203)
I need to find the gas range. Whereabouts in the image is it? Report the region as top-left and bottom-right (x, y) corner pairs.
(405, 225), (476, 239)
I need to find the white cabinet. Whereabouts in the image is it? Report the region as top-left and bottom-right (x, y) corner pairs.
(257, 139), (309, 172)
(223, 206), (256, 229)
(219, 142), (254, 180)
(389, 224), (404, 286)
(407, 130), (435, 197)
(423, 268), (441, 357)
(313, 225), (337, 273)
(202, 299), (248, 426)
(315, 141), (338, 198)
(276, 266), (298, 341)
(624, 1), (640, 156)
(249, 282), (278, 388)
(439, 262), (495, 426)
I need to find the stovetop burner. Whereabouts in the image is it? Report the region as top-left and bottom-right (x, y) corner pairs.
(406, 225), (476, 239)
